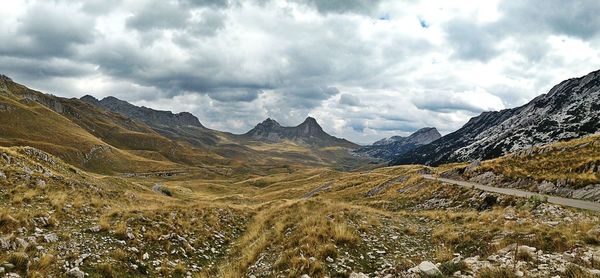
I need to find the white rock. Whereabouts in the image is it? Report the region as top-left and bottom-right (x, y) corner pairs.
(300, 275), (311, 278)
(515, 270), (524, 277)
(143, 253), (149, 260)
(0, 171), (6, 180)
(349, 273), (369, 278)
(36, 179), (46, 188)
(326, 256), (334, 263)
(416, 261), (443, 277)
(43, 233), (58, 243)
(66, 267), (85, 278)
(88, 225), (101, 233)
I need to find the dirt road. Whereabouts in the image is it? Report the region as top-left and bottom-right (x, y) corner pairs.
(422, 174), (600, 212)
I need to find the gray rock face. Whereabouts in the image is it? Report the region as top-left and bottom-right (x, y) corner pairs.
(393, 69), (600, 166)
(243, 117), (358, 148)
(355, 127), (441, 160)
(81, 95), (204, 128)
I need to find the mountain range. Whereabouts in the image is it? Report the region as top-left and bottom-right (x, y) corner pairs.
(354, 127), (441, 160)
(0, 76), (371, 173)
(392, 69), (600, 166)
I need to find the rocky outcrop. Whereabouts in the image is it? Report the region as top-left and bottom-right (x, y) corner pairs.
(393, 69), (600, 166)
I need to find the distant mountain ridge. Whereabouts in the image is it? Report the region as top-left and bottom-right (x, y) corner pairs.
(244, 117), (358, 148)
(354, 127), (441, 160)
(81, 95), (205, 128)
(392, 69), (600, 166)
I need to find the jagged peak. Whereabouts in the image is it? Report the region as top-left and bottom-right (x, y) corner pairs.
(260, 117), (281, 126)
(80, 95), (99, 102)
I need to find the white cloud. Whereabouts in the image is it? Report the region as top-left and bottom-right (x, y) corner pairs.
(0, 0), (599, 144)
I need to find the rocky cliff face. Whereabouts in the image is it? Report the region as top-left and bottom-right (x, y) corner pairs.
(81, 95), (205, 128)
(392, 69), (600, 166)
(244, 117), (358, 148)
(354, 127), (441, 160)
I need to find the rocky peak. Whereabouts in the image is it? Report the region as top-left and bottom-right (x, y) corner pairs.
(404, 127), (442, 145)
(260, 118), (281, 128)
(244, 117), (357, 148)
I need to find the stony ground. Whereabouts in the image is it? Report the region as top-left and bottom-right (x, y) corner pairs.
(1, 147), (600, 277)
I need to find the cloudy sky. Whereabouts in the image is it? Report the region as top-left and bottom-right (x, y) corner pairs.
(1, 0), (600, 144)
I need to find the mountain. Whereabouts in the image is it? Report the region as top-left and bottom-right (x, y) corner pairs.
(392, 69), (600, 166)
(0, 74), (215, 173)
(354, 127), (441, 160)
(80, 95), (227, 148)
(243, 117), (358, 148)
(81, 95), (205, 128)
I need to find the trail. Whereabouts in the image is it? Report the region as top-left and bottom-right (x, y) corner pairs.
(422, 174), (600, 212)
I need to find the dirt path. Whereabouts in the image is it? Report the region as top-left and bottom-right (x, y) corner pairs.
(422, 174), (600, 212)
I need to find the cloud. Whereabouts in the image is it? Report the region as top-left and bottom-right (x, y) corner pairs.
(338, 93), (361, 106)
(1, 0), (600, 144)
(294, 0), (383, 15)
(0, 2), (95, 59)
(413, 89), (505, 113)
(126, 0), (190, 31)
(497, 0), (600, 39)
(444, 19), (500, 62)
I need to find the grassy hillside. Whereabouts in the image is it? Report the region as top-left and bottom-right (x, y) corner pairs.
(2, 146), (599, 277)
(478, 134), (600, 186)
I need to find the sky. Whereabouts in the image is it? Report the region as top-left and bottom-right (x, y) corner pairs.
(1, 0), (600, 144)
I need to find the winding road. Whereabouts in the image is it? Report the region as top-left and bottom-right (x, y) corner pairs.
(422, 174), (600, 212)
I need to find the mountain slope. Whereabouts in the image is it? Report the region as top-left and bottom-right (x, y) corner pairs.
(392, 69), (600, 166)
(354, 127), (441, 160)
(81, 95), (223, 147)
(0, 75), (186, 173)
(243, 117), (359, 148)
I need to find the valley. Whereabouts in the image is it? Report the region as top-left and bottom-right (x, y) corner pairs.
(1, 71), (600, 278)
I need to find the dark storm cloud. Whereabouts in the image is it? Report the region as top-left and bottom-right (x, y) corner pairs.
(338, 93), (361, 106)
(497, 0), (600, 39)
(181, 0), (230, 8)
(295, 0), (383, 15)
(0, 3), (95, 59)
(0, 57), (94, 79)
(206, 89), (261, 102)
(444, 19), (500, 62)
(126, 0), (190, 31)
(277, 87), (340, 109)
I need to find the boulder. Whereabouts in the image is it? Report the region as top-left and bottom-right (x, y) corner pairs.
(414, 261), (443, 277)
(538, 181), (556, 194)
(66, 267), (85, 278)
